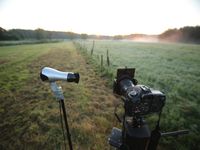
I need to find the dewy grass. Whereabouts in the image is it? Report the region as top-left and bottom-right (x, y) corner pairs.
(0, 43), (63, 91)
(0, 41), (117, 150)
(76, 39), (200, 150)
(1, 40), (199, 150)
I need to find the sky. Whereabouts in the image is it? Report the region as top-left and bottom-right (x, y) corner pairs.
(0, 0), (200, 35)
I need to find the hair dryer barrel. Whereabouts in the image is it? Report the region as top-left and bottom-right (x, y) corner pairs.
(40, 67), (79, 83)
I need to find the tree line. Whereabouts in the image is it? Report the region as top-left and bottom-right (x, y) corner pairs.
(0, 27), (86, 40)
(159, 26), (200, 43)
(0, 26), (200, 43)
(113, 26), (200, 44)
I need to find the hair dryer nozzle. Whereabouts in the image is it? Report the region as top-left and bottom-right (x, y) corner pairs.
(67, 72), (80, 83)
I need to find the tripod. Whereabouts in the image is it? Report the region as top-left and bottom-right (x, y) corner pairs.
(108, 98), (189, 150)
(50, 82), (73, 150)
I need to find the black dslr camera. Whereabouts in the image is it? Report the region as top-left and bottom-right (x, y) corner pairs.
(108, 68), (188, 150)
(109, 68), (165, 150)
(113, 68), (165, 117)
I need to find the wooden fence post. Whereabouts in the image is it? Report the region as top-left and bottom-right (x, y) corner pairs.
(101, 55), (103, 71)
(91, 40), (95, 56)
(106, 49), (110, 66)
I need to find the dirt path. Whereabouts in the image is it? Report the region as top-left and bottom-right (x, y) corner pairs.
(0, 41), (118, 150)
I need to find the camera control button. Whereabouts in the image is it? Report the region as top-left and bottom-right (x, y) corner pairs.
(141, 85), (150, 92)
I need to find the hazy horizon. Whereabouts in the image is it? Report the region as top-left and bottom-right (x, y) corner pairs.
(2, 25), (200, 37)
(0, 0), (200, 36)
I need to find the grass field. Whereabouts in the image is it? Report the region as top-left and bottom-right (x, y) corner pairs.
(76, 40), (200, 150)
(0, 40), (199, 150)
(0, 39), (62, 46)
(0, 41), (116, 150)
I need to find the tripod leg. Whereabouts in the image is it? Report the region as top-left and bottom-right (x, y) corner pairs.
(60, 99), (73, 150)
(147, 128), (161, 150)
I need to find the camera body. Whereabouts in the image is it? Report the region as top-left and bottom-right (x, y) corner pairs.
(113, 68), (165, 117)
(124, 84), (165, 117)
(109, 68), (166, 150)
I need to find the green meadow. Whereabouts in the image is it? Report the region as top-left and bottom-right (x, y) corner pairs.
(0, 40), (200, 150)
(78, 40), (200, 150)
(0, 41), (116, 150)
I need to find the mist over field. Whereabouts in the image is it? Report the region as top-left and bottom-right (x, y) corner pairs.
(1, 26), (199, 44)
